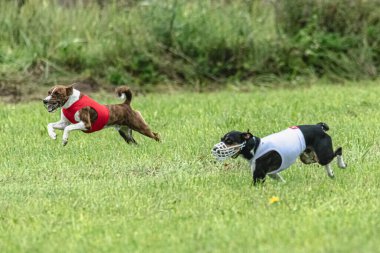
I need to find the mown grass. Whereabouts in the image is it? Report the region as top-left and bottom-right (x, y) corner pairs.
(1, 82), (380, 252)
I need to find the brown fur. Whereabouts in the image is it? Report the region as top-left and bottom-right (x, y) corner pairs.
(47, 84), (160, 143)
(115, 86), (132, 105)
(47, 85), (74, 106)
(299, 148), (318, 164)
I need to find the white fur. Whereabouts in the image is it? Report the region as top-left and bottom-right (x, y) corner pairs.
(337, 155), (347, 168)
(268, 173), (286, 183)
(62, 121), (87, 146)
(325, 164), (335, 178)
(74, 111), (81, 122)
(43, 87), (58, 102)
(46, 88), (89, 145)
(119, 93), (126, 100)
(44, 95), (52, 101)
(63, 89), (80, 108)
(47, 111), (70, 139)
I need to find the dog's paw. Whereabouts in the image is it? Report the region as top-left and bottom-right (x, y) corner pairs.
(49, 132), (57, 140)
(326, 166), (335, 178)
(62, 139), (68, 146)
(338, 161), (347, 169)
(325, 165), (335, 178)
(337, 155), (347, 169)
(47, 128), (57, 140)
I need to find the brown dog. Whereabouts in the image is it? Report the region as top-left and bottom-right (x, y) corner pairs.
(43, 84), (160, 146)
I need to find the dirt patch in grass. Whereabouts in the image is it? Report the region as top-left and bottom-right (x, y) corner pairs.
(0, 83), (23, 103)
(0, 74), (272, 104)
(0, 76), (108, 104)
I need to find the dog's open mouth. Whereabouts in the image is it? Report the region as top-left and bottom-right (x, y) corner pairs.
(44, 102), (60, 113)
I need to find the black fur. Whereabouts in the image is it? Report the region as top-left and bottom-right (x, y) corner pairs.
(118, 129), (137, 144)
(220, 123), (344, 185)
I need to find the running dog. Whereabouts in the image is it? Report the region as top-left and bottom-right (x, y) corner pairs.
(212, 123), (346, 184)
(43, 84), (160, 146)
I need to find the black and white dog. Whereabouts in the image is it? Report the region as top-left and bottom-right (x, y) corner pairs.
(211, 123), (347, 184)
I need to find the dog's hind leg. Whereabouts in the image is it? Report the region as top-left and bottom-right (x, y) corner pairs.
(324, 164), (335, 178)
(125, 128), (138, 144)
(116, 126), (137, 144)
(334, 147), (347, 169)
(133, 111), (160, 142)
(313, 135), (337, 178)
(137, 127), (160, 142)
(268, 173), (286, 183)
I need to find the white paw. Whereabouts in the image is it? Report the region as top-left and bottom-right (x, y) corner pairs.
(47, 125), (57, 140)
(337, 156), (347, 169)
(62, 138), (68, 146)
(338, 161), (347, 169)
(62, 133), (68, 146)
(327, 171), (335, 178)
(48, 132), (57, 140)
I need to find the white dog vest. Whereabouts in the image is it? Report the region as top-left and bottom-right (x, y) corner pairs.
(252, 127), (306, 174)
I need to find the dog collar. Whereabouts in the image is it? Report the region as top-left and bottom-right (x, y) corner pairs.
(240, 137), (261, 160)
(252, 137), (261, 154)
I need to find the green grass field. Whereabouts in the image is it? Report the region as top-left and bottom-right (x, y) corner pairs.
(1, 83), (380, 253)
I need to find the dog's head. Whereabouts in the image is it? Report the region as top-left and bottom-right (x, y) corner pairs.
(211, 130), (253, 161)
(42, 85), (73, 113)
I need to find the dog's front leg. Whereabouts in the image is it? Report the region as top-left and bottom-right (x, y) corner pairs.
(47, 111), (70, 140)
(47, 113), (70, 140)
(48, 121), (69, 140)
(335, 147), (347, 169)
(62, 122), (87, 146)
(252, 162), (267, 186)
(249, 159), (256, 175)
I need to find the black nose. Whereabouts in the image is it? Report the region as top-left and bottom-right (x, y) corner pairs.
(43, 99), (48, 104)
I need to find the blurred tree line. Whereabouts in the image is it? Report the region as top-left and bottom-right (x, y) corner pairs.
(2, 0), (379, 86)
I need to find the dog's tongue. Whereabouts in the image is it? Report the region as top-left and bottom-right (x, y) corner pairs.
(47, 104), (57, 113)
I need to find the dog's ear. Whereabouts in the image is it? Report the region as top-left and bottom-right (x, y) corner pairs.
(242, 131), (253, 140)
(66, 85), (74, 96)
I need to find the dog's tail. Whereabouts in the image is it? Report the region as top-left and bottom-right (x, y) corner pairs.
(116, 86), (132, 105)
(317, 122), (329, 132)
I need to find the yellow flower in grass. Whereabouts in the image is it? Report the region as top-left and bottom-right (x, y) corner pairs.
(269, 196), (280, 204)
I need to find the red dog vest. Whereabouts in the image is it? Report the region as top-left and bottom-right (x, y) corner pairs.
(62, 95), (110, 133)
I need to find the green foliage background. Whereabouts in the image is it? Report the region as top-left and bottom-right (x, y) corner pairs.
(0, 0), (379, 87)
